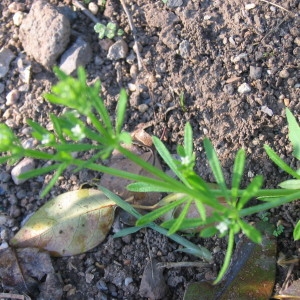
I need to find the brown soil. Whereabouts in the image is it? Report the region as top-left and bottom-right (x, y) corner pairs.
(0, 0), (299, 299)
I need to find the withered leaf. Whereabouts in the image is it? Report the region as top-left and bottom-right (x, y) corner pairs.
(10, 189), (115, 256)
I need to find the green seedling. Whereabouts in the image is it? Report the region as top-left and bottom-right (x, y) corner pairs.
(0, 68), (299, 285)
(273, 224), (285, 237)
(94, 22), (124, 39)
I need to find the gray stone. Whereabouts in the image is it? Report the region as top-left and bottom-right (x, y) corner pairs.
(11, 158), (35, 185)
(249, 66), (262, 79)
(0, 48), (15, 79)
(167, 0), (183, 8)
(238, 83), (251, 94)
(19, 0), (71, 68)
(6, 89), (19, 106)
(59, 37), (92, 75)
(107, 40), (128, 60)
(0, 83), (4, 94)
(179, 40), (191, 59)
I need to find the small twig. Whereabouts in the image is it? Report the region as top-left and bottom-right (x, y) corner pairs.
(120, 0), (143, 70)
(259, 0), (294, 15)
(0, 293), (30, 300)
(157, 261), (210, 269)
(72, 0), (100, 24)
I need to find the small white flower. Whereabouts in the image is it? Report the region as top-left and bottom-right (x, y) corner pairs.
(71, 124), (85, 140)
(41, 134), (51, 145)
(216, 221), (229, 234)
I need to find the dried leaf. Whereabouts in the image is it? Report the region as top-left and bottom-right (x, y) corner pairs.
(0, 247), (62, 299)
(100, 143), (162, 207)
(10, 189), (115, 256)
(139, 259), (169, 299)
(183, 222), (277, 300)
(273, 279), (300, 299)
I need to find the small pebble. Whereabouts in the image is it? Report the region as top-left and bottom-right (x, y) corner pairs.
(128, 82), (136, 92)
(96, 279), (108, 291)
(6, 89), (19, 105)
(124, 277), (133, 286)
(11, 158), (35, 185)
(13, 11), (24, 26)
(261, 105), (273, 116)
(279, 69), (289, 78)
(245, 3), (256, 10)
(249, 66), (262, 79)
(0, 83), (4, 94)
(107, 40), (128, 60)
(88, 2), (99, 15)
(138, 103), (148, 113)
(238, 83), (251, 94)
(85, 273), (94, 284)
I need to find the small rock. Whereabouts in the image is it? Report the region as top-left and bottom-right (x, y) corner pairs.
(11, 158), (35, 185)
(179, 40), (191, 59)
(125, 277), (133, 286)
(13, 11), (24, 26)
(261, 105), (273, 116)
(0, 48), (15, 79)
(138, 104), (148, 113)
(59, 37), (92, 75)
(6, 89), (20, 105)
(19, 0), (71, 68)
(279, 69), (290, 78)
(167, 0), (183, 8)
(107, 40), (128, 60)
(86, 273), (94, 284)
(160, 25), (180, 50)
(17, 58), (31, 84)
(294, 37), (300, 46)
(128, 82), (136, 92)
(249, 66), (262, 79)
(223, 84), (234, 95)
(99, 39), (114, 51)
(245, 3), (256, 10)
(88, 2), (99, 15)
(0, 83), (4, 94)
(204, 15), (212, 20)
(8, 2), (26, 13)
(238, 83), (251, 94)
(231, 53), (247, 63)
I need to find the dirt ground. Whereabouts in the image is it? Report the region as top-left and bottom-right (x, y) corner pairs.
(0, 0), (300, 299)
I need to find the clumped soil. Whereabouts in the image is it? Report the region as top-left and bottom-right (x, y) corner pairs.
(0, 0), (300, 299)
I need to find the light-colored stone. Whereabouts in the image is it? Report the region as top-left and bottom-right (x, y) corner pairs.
(107, 40), (128, 60)
(13, 11), (24, 26)
(19, 0), (71, 68)
(11, 158), (35, 185)
(6, 89), (19, 105)
(0, 48), (15, 79)
(245, 3), (256, 10)
(88, 2), (99, 15)
(167, 0), (183, 8)
(279, 69), (290, 78)
(249, 66), (262, 79)
(261, 105), (273, 116)
(59, 37), (92, 75)
(238, 83), (251, 94)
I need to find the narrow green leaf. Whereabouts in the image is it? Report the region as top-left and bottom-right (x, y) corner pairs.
(203, 138), (229, 200)
(50, 114), (65, 142)
(200, 226), (218, 238)
(279, 179), (300, 189)
(55, 143), (98, 152)
(127, 182), (175, 193)
(40, 163), (68, 197)
(99, 186), (142, 219)
(153, 136), (186, 184)
(231, 149), (246, 203)
(136, 197), (187, 226)
(113, 226), (144, 238)
(0, 155), (13, 164)
(213, 228), (235, 284)
(264, 145), (300, 179)
(184, 123), (193, 157)
(18, 163), (61, 180)
(23, 149), (55, 160)
(294, 220), (300, 240)
(115, 89), (127, 134)
(168, 200), (192, 235)
(286, 108), (300, 160)
(237, 175), (263, 209)
(238, 219), (262, 244)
